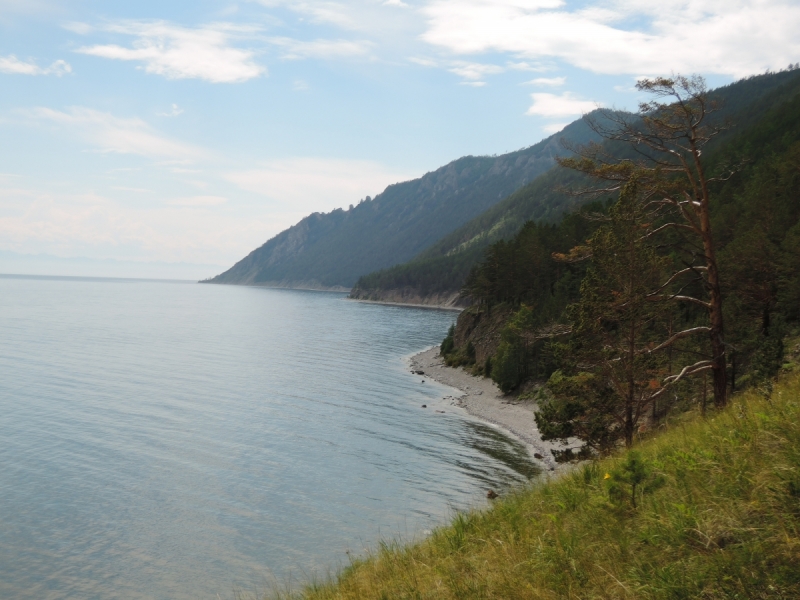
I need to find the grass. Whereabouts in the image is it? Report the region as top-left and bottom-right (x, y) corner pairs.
(270, 371), (800, 599)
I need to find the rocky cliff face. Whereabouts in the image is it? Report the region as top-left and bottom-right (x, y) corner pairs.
(453, 305), (513, 366)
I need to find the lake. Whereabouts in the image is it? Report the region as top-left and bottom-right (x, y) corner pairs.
(0, 276), (537, 599)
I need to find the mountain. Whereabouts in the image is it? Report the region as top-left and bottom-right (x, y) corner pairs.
(437, 67), (800, 396)
(350, 68), (800, 306)
(202, 119), (601, 289)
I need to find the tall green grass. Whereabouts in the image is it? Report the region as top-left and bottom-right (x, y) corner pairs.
(276, 373), (800, 599)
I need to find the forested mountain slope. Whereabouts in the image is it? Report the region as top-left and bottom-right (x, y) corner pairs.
(350, 69), (800, 306)
(441, 71), (800, 398)
(203, 119), (600, 288)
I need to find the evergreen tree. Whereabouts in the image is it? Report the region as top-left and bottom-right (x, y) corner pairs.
(560, 75), (730, 406)
(536, 180), (673, 454)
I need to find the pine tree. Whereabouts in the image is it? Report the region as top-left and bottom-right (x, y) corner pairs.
(536, 179), (673, 455)
(560, 75), (730, 406)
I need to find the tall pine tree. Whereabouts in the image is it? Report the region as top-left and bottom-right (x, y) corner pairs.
(536, 179), (673, 455)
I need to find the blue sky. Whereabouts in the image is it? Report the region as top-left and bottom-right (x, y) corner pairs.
(1, 0), (798, 278)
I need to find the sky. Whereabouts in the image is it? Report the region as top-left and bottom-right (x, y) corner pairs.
(1, 0), (798, 279)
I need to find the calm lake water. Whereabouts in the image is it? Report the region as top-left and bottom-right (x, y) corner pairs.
(0, 276), (538, 599)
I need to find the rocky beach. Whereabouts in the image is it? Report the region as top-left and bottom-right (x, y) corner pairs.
(409, 346), (574, 475)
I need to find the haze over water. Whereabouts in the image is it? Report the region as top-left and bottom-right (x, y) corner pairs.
(0, 276), (537, 599)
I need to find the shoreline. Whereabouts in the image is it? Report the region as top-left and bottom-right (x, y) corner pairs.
(348, 298), (464, 311)
(409, 346), (571, 474)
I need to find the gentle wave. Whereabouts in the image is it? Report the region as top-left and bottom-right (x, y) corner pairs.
(0, 279), (537, 599)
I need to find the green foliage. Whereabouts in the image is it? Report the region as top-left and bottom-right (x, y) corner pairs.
(536, 181), (674, 453)
(439, 324), (455, 356)
(536, 370), (618, 461)
(482, 355), (492, 378)
(465, 341), (475, 361)
(711, 91), (800, 392)
(440, 323), (477, 368)
(750, 315), (787, 391)
(441, 337), (476, 368)
(456, 206), (604, 392)
(351, 70), (800, 302)
(472, 69), (800, 410)
(463, 204), (603, 309)
(606, 451), (666, 508)
(491, 341), (523, 394)
(491, 306), (534, 392)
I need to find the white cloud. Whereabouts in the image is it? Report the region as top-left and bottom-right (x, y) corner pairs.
(383, 0), (409, 6)
(412, 58), (505, 84)
(268, 37), (372, 59)
(0, 184), (272, 266)
(525, 76), (566, 86)
(409, 56), (439, 68)
(542, 121), (569, 133)
(420, 0), (800, 78)
(525, 92), (598, 116)
(76, 21), (265, 83)
(227, 157), (414, 215)
(448, 61), (504, 81)
(506, 61), (550, 72)
(0, 55), (71, 76)
(20, 107), (206, 160)
(292, 79), (310, 91)
(157, 103), (184, 117)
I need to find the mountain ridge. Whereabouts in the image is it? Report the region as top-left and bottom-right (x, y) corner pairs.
(350, 69), (800, 306)
(202, 118), (601, 288)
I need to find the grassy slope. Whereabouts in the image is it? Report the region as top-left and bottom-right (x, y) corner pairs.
(284, 369), (800, 599)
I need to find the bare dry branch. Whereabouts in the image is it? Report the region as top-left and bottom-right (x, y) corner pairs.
(664, 360), (713, 384)
(646, 326), (711, 354)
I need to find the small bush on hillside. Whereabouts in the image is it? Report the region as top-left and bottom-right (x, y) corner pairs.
(440, 324), (455, 356)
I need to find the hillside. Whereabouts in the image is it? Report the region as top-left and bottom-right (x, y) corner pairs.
(202, 119), (600, 289)
(436, 70), (800, 398)
(270, 75), (800, 596)
(350, 68), (800, 306)
(277, 366), (800, 599)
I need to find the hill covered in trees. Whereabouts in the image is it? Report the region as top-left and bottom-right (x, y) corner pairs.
(263, 71), (800, 600)
(202, 119), (601, 289)
(351, 69), (800, 306)
(439, 70), (800, 450)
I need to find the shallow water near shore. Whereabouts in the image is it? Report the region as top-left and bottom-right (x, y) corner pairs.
(0, 276), (538, 599)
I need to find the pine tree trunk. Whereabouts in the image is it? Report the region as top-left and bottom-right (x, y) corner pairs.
(696, 150), (728, 408)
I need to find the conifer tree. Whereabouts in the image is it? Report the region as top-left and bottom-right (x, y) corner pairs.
(536, 180), (672, 454)
(560, 75), (730, 406)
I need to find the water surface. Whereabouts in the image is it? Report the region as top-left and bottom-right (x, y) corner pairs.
(0, 277), (537, 599)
